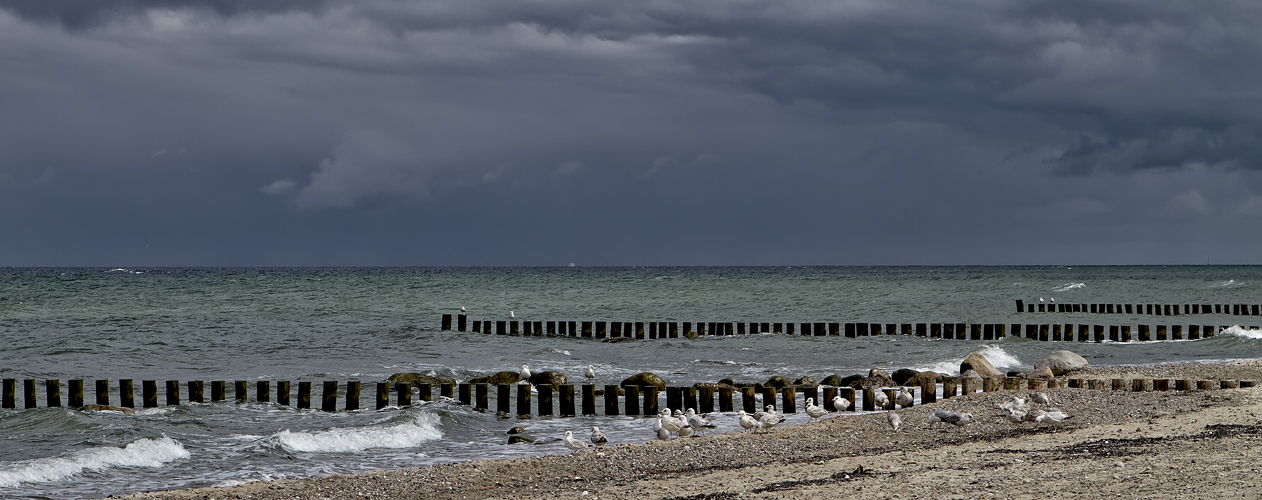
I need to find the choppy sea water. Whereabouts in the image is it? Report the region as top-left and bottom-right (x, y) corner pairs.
(1, 266), (1261, 499)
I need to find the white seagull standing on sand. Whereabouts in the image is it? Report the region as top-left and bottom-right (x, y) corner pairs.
(590, 426), (608, 448)
(677, 423), (693, 438)
(654, 417), (672, 440)
(737, 411), (758, 433)
(658, 409), (683, 434)
(1029, 392), (1052, 405)
(887, 412), (902, 432)
(563, 430), (590, 452)
(685, 409), (717, 436)
(805, 398), (828, 423)
(832, 395), (849, 412)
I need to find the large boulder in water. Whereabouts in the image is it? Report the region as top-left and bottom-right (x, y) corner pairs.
(819, 374), (849, 387)
(838, 374), (865, 387)
(793, 376), (818, 388)
(960, 352), (1004, 378)
(1034, 350), (1090, 375)
(849, 370), (896, 391)
(468, 371), (521, 385)
(389, 372), (457, 387)
(891, 368), (920, 386)
(621, 372), (666, 391)
(528, 370), (567, 387)
(1028, 365), (1055, 379)
(761, 376), (791, 388)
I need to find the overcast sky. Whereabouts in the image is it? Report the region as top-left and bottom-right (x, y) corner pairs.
(2, 0), (1261, 266)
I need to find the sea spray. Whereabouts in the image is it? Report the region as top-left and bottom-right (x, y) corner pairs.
(268, 413), (443, 454)
(0, 437), (188, 488)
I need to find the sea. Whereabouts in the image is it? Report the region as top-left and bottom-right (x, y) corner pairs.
(1, 266), (1261, 499)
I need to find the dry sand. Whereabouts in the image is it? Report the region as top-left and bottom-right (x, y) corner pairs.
(122, 361), (1262, 500)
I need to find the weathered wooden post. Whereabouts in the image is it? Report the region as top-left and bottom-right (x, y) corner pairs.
(560, 385), (576, 416)
(1197, 380), (1215, 390)
(458, 383), (471, 405)
(164, 380), (179, 406)
(1153, 379), (1170, 391)
(861, 388), (876, 411)
(581, 384), (596, 415)
(666, 387), (681, 412)
(235, 381), (247, 402)
(1027, 378), (1047, 391)
(1221, 380), (1239, 389)
(741, 387), (757, 413)
(962, 377), (979, 394)
(699, 386), (715, 414)
(635, 322), (645, 339)
(475, 383), (488, 410)
(624, 385), (640, 416)
(782, 387), (797, 413)
(918, 379), (936, 404)
(983, 377), (999, 392)
(24, 379), (37, 409)
(1111, 379), (1127, 391)
(497, 384), (511, 413)
(604, 385), (620, 416)
(69, 380), (84, 408)
(881, 388), (897, 410)
(457, 314), (466, 332)
(536, 384), (552, 415)
(1, 379), (13, 409)
(321, 381), (337, 412)
(1132, 379), (1147, 392)
(297, 381), (312, 409)
(94, 380), (109, 406)
(760, 387), (776, 411)
(1120, 325), (1130, 342)
(1004, 377), (1022, 391)
(339, 381), (357, 411)
(188, 381), (204, 403)
(414, 383), (430, 402)
(141, 380), (156, 408)
(942, 378), (958, 399)
(682, 387), (698, 412)
(277, 381), (290, 406)
(376, 382), (389, 409)
(441, 314), (452, 331)
(643, 387), (659, 415)
(719, 386), (734, 412)
(209, 380), (224, 402)
(256, 381), (270, 403)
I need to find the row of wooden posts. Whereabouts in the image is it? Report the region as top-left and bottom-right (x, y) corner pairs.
(441, 315), (1250, 342)
(3, 377), (1255, 415)
(1018, 300), (1262, 316)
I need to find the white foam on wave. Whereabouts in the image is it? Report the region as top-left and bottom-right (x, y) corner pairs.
(270, 413), (443, 454)
(915, 346), (1023, 376)
(1052, 283), (1085, 292)
(1221, 325), (1262, 340)
(0, 437), (188, 488)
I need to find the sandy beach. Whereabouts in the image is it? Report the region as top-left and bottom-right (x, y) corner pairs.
(122, 361), (1262, 500)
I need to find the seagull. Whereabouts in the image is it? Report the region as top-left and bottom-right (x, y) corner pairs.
(874, 390), (889, 409)
(804, 398), (828, 422)
(1039, 297), (1044, 303)
(658, 409), (683, 433)
(928, 409), (948, 428)
(590, 426), (607, 448)
(946, 412), (973, 427)
(685, 408), (717, 436)
(655, 417), (671, 440)
(1035, 408), (1072, 423)
(584, 365), (596, 381)
(895, 387), (913, 408)
(563, 430), (589, 452)
(737, 410), (758, 433)
(832, 395), (849, 412)
(1029, 392), (1052, 405)
(460, 306), (466, 312)
(998, 396), (1028, 413)
(677, 423), (693, 438)
(1050, 297), (1055, 303)
(510, 310), (515, 318)
(757, 411), (782, 433)
(887, 412), (902, 432)
(519, 364), (532, 384)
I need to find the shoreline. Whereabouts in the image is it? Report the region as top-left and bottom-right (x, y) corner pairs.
(122, 360), (1262, 500)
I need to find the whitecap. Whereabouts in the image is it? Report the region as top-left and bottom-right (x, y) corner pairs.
(1220, 325), (1262, 340)
(978, 345), (1022, 369)
(1052, 283), (1085, 292)
(269, 413), (442, 454)
(0, 437), (188, 488)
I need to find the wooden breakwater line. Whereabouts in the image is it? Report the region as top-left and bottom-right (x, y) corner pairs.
(4, 377), (1254, 415)
(1017, 300), (1262, 316)
(440, 315), (1256, 342)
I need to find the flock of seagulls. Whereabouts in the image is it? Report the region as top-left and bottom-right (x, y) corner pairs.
(997, 392), (1073, 424)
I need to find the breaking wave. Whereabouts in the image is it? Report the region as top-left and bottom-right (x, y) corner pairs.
(0, 437), (188, 488)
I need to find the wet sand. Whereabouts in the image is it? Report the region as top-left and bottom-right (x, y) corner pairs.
(122, 360), (1262, 500)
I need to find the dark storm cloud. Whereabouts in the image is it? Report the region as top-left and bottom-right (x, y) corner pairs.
(1, 0), (1261, 265)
